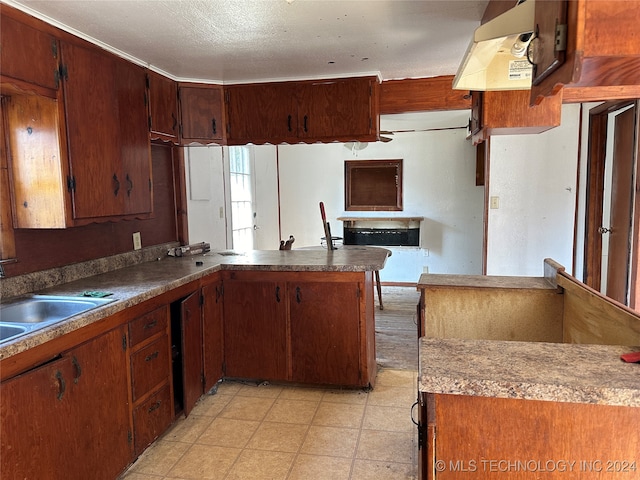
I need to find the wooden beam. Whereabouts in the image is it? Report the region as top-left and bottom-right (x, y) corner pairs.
(379, 76), (471, 114)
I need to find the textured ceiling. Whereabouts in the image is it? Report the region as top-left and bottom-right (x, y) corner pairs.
(6, 0), (489, 84)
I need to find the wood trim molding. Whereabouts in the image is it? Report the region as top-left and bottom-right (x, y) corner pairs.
(379, 76), (471, 114)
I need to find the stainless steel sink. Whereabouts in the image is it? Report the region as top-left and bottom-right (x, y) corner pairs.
(0, 324), (27, 343)
(0, 295), (114, 344)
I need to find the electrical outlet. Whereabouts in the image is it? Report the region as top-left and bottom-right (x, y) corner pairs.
(133, 232), (142, 250)
(490, 196), (500, 209)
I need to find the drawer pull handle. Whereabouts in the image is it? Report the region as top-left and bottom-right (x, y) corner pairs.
(55, 370), (66, 401)
(72, 356), (82, 384)
(143, 320), (158, 330)
(145, 351), (159, 362)
(148, 400), (162, 413)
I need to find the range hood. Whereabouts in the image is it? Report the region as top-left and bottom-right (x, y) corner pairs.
(453, 0), (535, 91)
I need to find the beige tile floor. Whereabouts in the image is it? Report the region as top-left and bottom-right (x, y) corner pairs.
(120, 368), (418, 480)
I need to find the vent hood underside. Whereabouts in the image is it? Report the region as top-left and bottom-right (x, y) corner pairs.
(453, 0), (535, 91)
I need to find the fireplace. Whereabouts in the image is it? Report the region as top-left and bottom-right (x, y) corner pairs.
(338, 217), (423, 247)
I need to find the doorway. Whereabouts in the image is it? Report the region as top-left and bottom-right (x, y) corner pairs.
(228, 146), (256, 251)
(584, 100), (640, 307)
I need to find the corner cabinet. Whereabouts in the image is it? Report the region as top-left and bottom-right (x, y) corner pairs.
(222, 270), (377, 388)
(225, 76), (380, 145)
(147, 70), (179, 143)
(179, 84), (225, 145)
(0, 326), (132, 480)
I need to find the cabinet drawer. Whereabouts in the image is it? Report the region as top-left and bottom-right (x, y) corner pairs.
(129, 307), (168, 347)
(133, 384), (172, 455)
(131, 335), (169, 401)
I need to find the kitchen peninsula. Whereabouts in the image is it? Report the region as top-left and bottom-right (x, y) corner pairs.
(0, 245), (389, 479)
(415, 259), (640, 480)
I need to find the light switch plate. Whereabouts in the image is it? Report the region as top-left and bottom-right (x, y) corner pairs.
(133, 232), (142, 250)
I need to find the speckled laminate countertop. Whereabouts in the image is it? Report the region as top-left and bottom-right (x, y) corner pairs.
(419, 337), (640, 407)
(417, 273), (556, 290)
(0, 247), (389, 360)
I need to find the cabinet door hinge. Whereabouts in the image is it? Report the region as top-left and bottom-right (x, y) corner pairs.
(66, 175), (76, 192)
(127, 430), (133, 445)
(122, 334), (127, 351)
(200, 294), (205, 306)
(145, 74), (150, 89)
(356, 287), (361, 298)
(555, 23), (567, 51)
(58, 64), (68, 82)
(51, 40), (58, 59)
(201, 373), (206, 387)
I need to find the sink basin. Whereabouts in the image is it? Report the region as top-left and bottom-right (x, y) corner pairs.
(0, 324), (27, 342)
(0, 295), (114, 344)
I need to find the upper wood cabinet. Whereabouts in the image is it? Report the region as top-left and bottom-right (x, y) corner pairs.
(530, 0), (640, 104)
(60, 41), (152, 221)
(226, 82), (296, 143)
(0, 13), (59, 92)
(179, 84), (225, 145)
(225, 76), (380, 145)
(147, 70), (178, 142)
(471, 89), (562, 145)
(2, 7), (153, 228)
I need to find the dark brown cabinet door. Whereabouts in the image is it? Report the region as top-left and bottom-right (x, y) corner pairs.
(60, 41), (123, 219)
(179, 85), (225, 143)
(116, 59), (153, 216)
(0, 13), (59, 90)
(225, 83), (297, 144)
(530, 0), (568, 86)
(181, 291), (203, 416)
(60, 41), (152, 221)
(148, 71), (178, 141)
(202, 280), (224, 392)
(64, 326), (132, 479)
(289, 281), (361, 385)
(300, 78), (374, 140)
(1, 355), (74, 478)
(0, 327), (132, 480)
(223, 273), (287, 381)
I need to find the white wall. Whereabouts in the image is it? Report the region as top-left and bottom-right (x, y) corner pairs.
(277, 111), (484, 282)
(184, 145), (228, 249)
(486, 103), (581, 276)
(185, 111), (485, 283)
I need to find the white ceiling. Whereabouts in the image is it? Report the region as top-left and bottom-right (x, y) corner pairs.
(6, 0), (489, 84)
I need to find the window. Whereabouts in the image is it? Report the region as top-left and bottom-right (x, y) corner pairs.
(344, 159), (403, 211)
(228, 146), (254, 251)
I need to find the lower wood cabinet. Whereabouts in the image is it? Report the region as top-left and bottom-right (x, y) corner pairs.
(289, 278), (361, 386)
(222, 270), (376, 388)
(0, 326), (132, 480)
(223, 271), (288, 381)
(128, 305), (173, 455)
(202, 278), (224, 392)
(419, 392), (640, 480)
